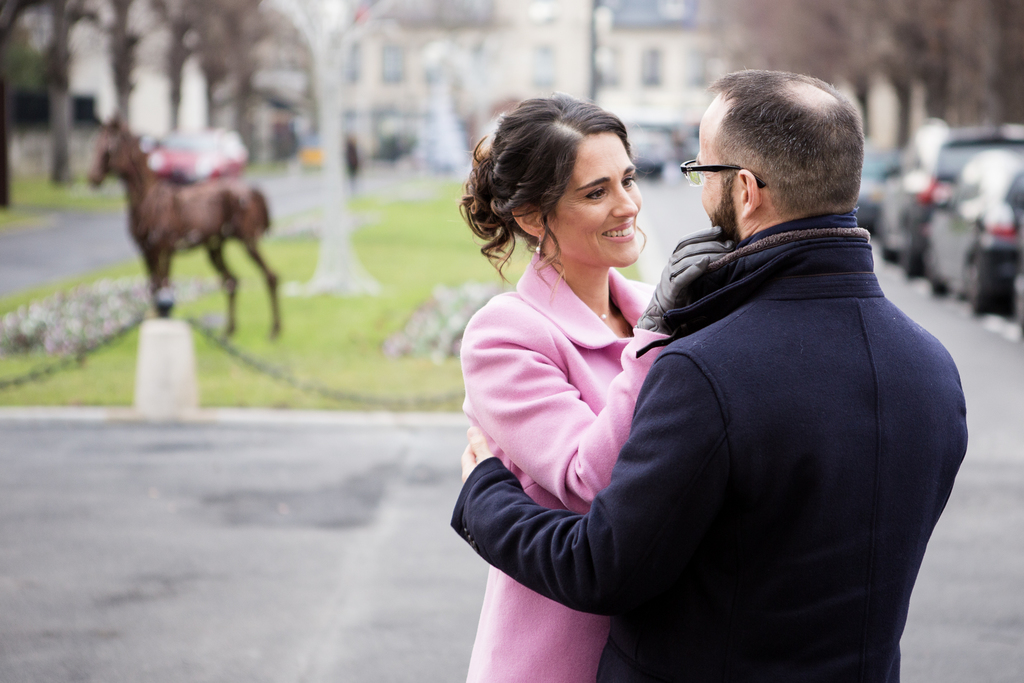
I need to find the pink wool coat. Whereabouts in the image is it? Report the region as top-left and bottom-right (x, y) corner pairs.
(460, 254), (666, 683)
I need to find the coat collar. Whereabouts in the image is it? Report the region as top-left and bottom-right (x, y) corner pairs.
(660, 223), (875, 340)
(516, 253), (650, 349)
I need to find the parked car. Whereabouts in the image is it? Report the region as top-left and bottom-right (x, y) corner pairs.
(876, 121), (1024, 277)
(857, 148), (900, 234)
(924, 149), (1024, 313)
(628, 125), (677, 179)
(1016, 239), (1024, 333)
(148, 129), (248, 184)
(877, 119), (947, 265)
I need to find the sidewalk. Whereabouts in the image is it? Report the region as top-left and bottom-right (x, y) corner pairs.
(0, 405), (468, 427)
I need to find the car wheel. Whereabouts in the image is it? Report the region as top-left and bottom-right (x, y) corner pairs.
(1014, 275), (1024, 336)
(965, 251), (992, 315)
(923, 244), (947, 296)
(900, 235), (925, 278)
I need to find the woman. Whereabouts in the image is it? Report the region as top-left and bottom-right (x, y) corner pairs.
(458, 94), (668, 682)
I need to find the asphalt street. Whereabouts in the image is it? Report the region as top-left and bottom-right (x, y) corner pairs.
(0, 176), (1022, 681)
(0, 414), (484, 683)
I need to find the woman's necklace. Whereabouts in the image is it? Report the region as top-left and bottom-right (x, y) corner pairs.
(601, 298), (619, 321)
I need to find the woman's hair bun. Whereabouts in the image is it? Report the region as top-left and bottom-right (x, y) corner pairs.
(459, 94), (630, 277)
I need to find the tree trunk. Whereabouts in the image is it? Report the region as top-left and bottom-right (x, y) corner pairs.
(894, 78), (913, 148)
(854, 81), (870, 139)
(49, 85), (71, 183)
(167, 17), (190, 130)
(110, 0), (137, 120)
(233, 77), (253, 154)
(48, 0), (71, 184)
(204, 75), (217, 127)
(304, 50), (378, 295)
(0, 78), (8, 207)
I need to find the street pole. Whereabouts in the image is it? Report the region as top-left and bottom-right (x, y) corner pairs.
(0, 78), (8, 207)
(589, 0), (599, 102)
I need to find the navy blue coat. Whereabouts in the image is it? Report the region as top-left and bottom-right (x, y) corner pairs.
(453, 218), (968, 683)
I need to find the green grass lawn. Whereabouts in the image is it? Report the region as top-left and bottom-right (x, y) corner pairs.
(0, 180), (528, 411)
(0, 178), (643, 411)
(12, 176), (125, 210)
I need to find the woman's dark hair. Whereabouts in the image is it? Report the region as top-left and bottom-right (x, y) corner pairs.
(460, 93), (631, 277)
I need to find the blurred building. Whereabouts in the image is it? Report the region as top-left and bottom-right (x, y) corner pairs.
(343, 0), (717, 165)
(22, 0), (715, 172)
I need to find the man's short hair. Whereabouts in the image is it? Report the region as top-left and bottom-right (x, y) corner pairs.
(709, 70), (864, 219)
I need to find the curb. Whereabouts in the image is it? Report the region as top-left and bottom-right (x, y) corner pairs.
(0, 406), (470, 428)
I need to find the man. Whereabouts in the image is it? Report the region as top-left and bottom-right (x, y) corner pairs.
(452, 70), (967, 682)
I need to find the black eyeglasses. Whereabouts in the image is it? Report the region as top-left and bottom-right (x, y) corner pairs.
(681, 160), (767, 188)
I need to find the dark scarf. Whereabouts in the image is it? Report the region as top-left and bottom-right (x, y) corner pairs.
(638, 214), (870, 357)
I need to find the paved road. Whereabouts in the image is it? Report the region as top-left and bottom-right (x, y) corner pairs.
(0, 414), (484, 683)
(0, 171), (408, 298)
(0, 211), (138, 297)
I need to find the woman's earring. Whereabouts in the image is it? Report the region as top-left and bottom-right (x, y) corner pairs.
(535, 245), (541, 254)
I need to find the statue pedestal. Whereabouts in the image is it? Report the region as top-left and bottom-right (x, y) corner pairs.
(134, 319), (199, 421)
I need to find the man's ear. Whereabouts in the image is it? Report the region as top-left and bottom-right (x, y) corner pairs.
(735, 170), (763, 220)
(512, 206), (545, 239)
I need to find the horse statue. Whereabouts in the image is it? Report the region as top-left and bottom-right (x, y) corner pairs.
(88, 118), (281, 338)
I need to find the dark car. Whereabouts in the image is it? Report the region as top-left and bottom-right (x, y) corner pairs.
(877, 121), (1024, 277)
(857, 148), (899, 234)
(925, 149), (1024, 314)
(148, 129), (248, 184)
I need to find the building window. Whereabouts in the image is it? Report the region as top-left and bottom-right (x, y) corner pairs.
(345, 43), (361, 83)
(533, 46), (555, 88)
(686, 49), (705, 87)
(659, 0), (686, 20)
(641, 48), (662, 87)
(528, 0), (559, 24)
(596, 47), (619, 87)
(382, 45), (404, 84)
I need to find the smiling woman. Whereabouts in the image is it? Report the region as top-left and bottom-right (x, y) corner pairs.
(454, 94), (669, 683)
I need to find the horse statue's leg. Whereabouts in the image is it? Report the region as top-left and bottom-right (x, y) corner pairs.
(241, 239), (280, 339)
(143, 248), (162, 304)
(206, 243), (238, 336)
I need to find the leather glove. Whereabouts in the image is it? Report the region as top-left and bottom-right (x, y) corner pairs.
(637, 226), (735, 334)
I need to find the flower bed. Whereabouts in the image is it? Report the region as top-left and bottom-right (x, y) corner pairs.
(383, 281), (504, 362)
(0, 277), (218, 358)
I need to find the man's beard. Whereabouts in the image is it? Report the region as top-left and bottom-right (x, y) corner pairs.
(709, 171), (740, 242)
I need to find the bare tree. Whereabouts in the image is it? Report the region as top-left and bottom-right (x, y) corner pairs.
(991, 0), (1024, 124)
(170, 0), (269, 146)
(193, 4), (228, 125)
(0, 0), (46, 205)
(105, 0), (140, 119)
(267, 0), (389, 296)
(151, 0), (195, 129)
(47, 0), (94, 184)
(721, 0), (1024, 144)
(220, 0), (270, 152)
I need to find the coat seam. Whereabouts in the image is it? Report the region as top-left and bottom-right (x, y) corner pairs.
(598, 349), (731, 615)
(855, 299), (882, 683)
(656, 346), (739, 683)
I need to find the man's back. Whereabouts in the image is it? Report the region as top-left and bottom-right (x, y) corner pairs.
(597, 236), (968, 681)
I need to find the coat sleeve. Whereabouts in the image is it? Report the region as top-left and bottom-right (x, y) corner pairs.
(461, 296), (666, 514)
(452, 350), (730, 615)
